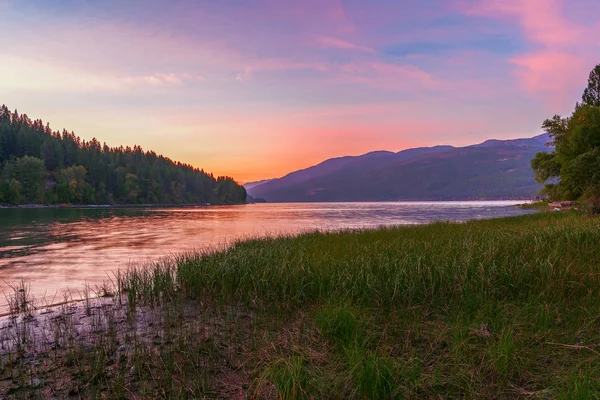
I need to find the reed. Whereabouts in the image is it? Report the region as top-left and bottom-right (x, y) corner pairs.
(2, 211), (600, 398)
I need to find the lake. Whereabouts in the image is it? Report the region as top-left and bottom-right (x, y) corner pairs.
(0, 201), (534, 311)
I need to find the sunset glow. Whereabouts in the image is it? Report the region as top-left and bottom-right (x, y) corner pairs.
(1, 0), (599, 183)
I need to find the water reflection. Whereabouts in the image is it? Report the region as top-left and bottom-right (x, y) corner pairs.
(0, 202), (534, 311)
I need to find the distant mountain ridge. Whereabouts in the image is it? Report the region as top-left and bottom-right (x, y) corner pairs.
(243, 179), (275, 191)
(245, 134), (550, 202)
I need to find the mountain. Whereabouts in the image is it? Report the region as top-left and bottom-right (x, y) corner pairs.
(246, 134), (550, 202)
(243, 179), (275, 190)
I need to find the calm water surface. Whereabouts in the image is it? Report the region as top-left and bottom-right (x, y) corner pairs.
(0, 202), (534, 310)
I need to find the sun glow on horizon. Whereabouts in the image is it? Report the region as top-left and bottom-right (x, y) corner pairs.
(1, 0), (598, 182)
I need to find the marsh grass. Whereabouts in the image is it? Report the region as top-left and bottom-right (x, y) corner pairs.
(347, 348), (396, 399)
(314, 303), (367, 349)
(2, 211), (600, 398)
(260, 356), (309, 400)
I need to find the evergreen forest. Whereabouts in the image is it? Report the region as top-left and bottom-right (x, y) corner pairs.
(0, 105), (246, 205)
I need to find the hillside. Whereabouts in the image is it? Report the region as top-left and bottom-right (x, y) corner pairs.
(0, 105), (246, 205)
(246, 134), (550, 202)
(243, 179), (275, 190)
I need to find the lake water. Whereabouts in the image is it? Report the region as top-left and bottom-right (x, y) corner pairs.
(0, 201), (534, 311)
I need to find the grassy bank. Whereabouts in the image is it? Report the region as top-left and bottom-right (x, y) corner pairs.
(2, 212), (600, 398)
(517, 201), (549, 210)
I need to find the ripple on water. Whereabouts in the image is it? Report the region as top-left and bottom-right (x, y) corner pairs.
(0, 202), (535, 312)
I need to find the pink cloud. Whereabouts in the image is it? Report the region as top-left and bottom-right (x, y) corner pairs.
(7, 0), (585, 184)
(511, 51), (586, 108)
(235, 59), (329, 82)
(337, 62), (450, 92)
(128, 73), (204, 86)
(463, 0), (599, 108)
(317, 36), (375, 53)
(236, 67), (253, 82)
(466, 0), (582, 46)
(327, 0), (354, 32)
(371, 63), (436, 84)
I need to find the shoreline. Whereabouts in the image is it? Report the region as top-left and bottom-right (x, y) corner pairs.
(2, 212), (596, 398)
(0, 199), (533, 209)
(0, 202), (246, 209)
(0, 276), (253, 398)
(0, 202), (539, 317)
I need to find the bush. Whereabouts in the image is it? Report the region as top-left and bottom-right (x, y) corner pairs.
(581, 186), (600, 215)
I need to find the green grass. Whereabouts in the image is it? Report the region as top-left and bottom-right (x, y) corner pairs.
(347, 348), (396, 399)
(3, 211), (600, 398)
(173, 211), (600, 311)
(314, 303), (367, 348)
(260, 356), (309, 400)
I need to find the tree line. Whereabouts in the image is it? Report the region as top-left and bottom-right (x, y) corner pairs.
(0, 105), (246, 205)
(532, 64), (600, 212)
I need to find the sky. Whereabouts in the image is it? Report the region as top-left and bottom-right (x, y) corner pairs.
(1, 0), (599, 183)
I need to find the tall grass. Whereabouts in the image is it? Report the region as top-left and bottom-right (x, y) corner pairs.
(3, 211), (600, 398)
(154, 212), (600, 397)
(169, 212), (600, 312)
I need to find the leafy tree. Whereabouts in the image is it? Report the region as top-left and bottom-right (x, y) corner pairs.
(582, 65), (600, 107)
(0, 179), (20, 205)
(531, 63), (600, 203)
(3, 156), (46, 203)
(54, 165), (90, 203)
(125, 173), (140, 203)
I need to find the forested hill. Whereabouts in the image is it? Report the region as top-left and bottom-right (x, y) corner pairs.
(0, 105), (246, 205)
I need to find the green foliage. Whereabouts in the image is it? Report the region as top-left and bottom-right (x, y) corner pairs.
(0, 179), (20, 205)
(0, 104), (246, 205)
(314, 303), (366, 348)
(54, 165), (92, 204)
(82, 213), (600, 397)
(173, 212), (600, 310)
(488, 329), (516, 383)
(559, 369), (600, 400)
(580, 185), (600, 215)
(582, 64), (600, 107)
(530, 151), (561, 183)
(262, 356), (309, 400)
(532, 64), (600, 203)
(347, 349), (396, 399)
(2, 156), (45, 203)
